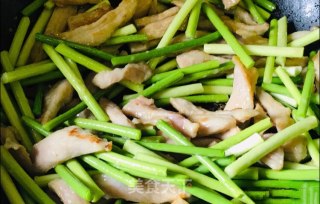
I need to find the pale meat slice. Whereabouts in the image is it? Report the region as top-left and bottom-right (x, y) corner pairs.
(216, 126), (241, 140)
(0, 127), (34, 174)
(234, 7), (257, 25)
(135, 6), (179, 27)
(68, 3), (112, 30)
(139, 15), (175, 40)
(172, 197), (189, 204)
(222, 0), (240, 9)
(94, 174), (188, 203)
(49, 179), (89, 204)
(224, 56), (258, 110)
(313, 51), (319, 90)
(170, 98), (234, 136)
(32, 126), (111, 173)
(176, 50), (229, 68)
(254, 102), (268, 123)
(283, 136), (308, 162)
(133, 0), (153, 19)
(54, 0), (99, 6)
(100, 98), (135, 128)
(261, 147), (284, 170)
(215, 109), (259, 123)
(40, 79), (74, 124)
(60, 0), (138, 46)
(92, 63), (152, 89)
(221, 15), (269, 38)
(122, 96), (199, 138)
(256, 89), (294, 131)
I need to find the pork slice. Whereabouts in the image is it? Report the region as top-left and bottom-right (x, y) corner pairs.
(94, 174), (188, 203)
(172, 197), (189, 204)
(100, 98), (135, 128)
(215, 109), (259, 123)
(283, 136), (308, 162)
(32, 126), (111, 173)
(176, 50), (229, 68)
(222, 15), (269, 38)
(261, 147), (284, 170)
(257, 89), (294, 131)
(224, 56), (258, 110)
(40, 79), (74, 124)
(313, 51), (319, 91)
(133, 0), (153, 19)
(215, 126), (241, 140)
(54, 0), (99, 6)
(254, 102), (268, 123)
(135, 6), (179, 27)
(234, 7), (257, 25)
(170, 98), (237, 136)
(68, 3), (111, 30)
(60, 0), (138, 46)
(49, 179), (90, 204)
(138, 15), (175, 40)
(93, 63), (152, 89)
(123, 96), (199, 138)
(222, 0), (240, 9)
(0, 127), (34, 174)
(189, 114), (237, 136)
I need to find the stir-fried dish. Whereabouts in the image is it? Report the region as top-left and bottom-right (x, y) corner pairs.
(0, 0), (319, 203)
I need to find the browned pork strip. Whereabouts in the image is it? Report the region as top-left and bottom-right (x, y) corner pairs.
(170, 98), (257, 136)
(100, 98), (135, 127)
(32, 126), (111, 173)
(94, 174), (188, 203)
(135, 6), (179, 27)
(256, 89), (294, 131)
(133, 0), (153, 19)
(60, 0), (138, 46)
(49, 179), (90, 204)
(40, 80), (74, 124)
(221, 15), (269, 38)
(68, 3), (112, 30)
(234, 7), (256, 25)
(224, 56), (258, 110)
(92, 63), (152, 89)
(123, 96), (199, 138)
(139, 15), (175, 40)
(54, 0), (99, 6)
(176, 50), (229, 68)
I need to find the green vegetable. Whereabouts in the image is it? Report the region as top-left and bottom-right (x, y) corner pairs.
(224, 116), (318, 178)
(104, 34), (148, 46)
(21, 0), (46, 16)
(1, 146), (55, 204)
(185, 0), (202, 39)
(203, 3), (254, 68)
(71, 118), (141, 140)
(243, 0), (265, 24)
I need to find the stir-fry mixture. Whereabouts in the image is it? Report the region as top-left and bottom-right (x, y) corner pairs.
(1, 0), (320, 203)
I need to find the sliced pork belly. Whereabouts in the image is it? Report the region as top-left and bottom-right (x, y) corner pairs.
(94, 174), (188, 203)
(176, 50), (229, 68)
(0, 127), (33, 174)
(283, 136), (308, 162)
(222, 0), (240, 9)
(139, 15), (175, 40)
(133, 0), (153, 19)
(256, 89), (294, 131)
(261, 147), (284, 170)
(216, 126), (241, 140)
(49, 179), (90, 204)
(60, 0), (137, 46)
(224, 56), (258, 110)
(135, 6), (179, 27)
(100, 98), (135, 128)
(32, 126), (111, 173)
(122, 96), (199, 138)
(40, 79), (74, 124)
(234, 7), (256, 25)
(93, 63), (152, 89)
(170, 98), (257, 136)
(68, 3), (111, 30)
